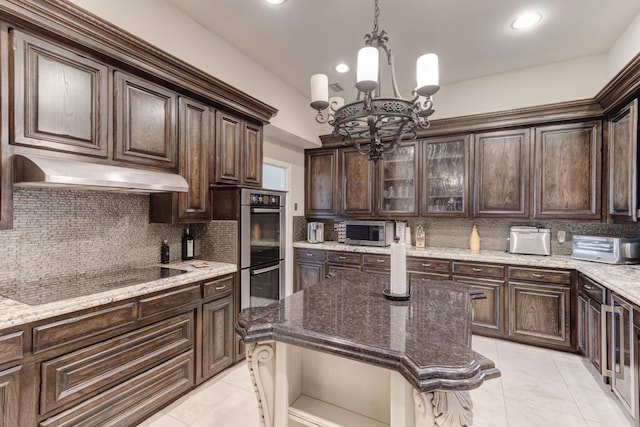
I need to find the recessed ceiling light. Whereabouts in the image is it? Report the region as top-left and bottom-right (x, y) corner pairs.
(335, 63), (350, 73)
(265, 0), (285, 5)
(511, 12), (542, 30)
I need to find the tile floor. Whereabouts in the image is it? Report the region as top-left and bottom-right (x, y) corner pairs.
(139, 336), (635, 427)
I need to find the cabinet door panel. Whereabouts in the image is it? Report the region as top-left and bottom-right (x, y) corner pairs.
(0, 366), (21, 427)
(588, 302), (602, 373)
(114, 72), (177, 170)
(294, 262), (325, 292)
(12, 30), (108, 157)
(534, 122), (601, 219)
(178, 97), (212, 222)
(339, 148), (375, 216)
(202, 295), (234, 379)
(305, 150), (338, 217)
(379, 142), (419, 216)
(243, 123), (263, 187)
(608, 99), (638, 221)
(454, 276), (503, 335)
(215, 112), (242, 184)
(474, 129), (530, 217)
(508, 281), (571, 348)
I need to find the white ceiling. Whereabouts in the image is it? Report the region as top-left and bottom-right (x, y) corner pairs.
(165, 0), (640, 101)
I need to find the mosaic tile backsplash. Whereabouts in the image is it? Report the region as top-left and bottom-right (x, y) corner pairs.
(0, 188), (236, 286)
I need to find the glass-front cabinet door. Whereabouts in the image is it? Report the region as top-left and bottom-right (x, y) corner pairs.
(421, 135), (470, 216)
(378, 142), (419, 216)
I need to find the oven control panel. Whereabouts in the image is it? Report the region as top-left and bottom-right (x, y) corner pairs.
(250, 193), (281, 206)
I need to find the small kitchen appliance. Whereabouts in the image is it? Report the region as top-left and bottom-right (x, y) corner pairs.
(344, 220), (395, 247)
(571, 235), (640, 264)
(508, 226), (551, 256)
(307, 222), (325, 243)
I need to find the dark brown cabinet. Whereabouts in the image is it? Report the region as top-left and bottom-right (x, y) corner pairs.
(607, 99), (638, 222)
(214, 111), (263, 188)
(534, 121), (602, 219)
(305, 149), (339, 218)
(578, 273), (606, 374)
(11, 29), (109, 157)
(379, 143), (420, 216)
(114, 71), (178, 171)
(149, 97), (213, 223)
(507, 267), (573, 349)
(294, 248), (326, 292)
(407, 257), (451, 283)
(474, 129), (530, 218)
(422, 135), (470, 217)
(326, 251), (362, 275)
(0, 366), (21, 427)
(202, 294), (234, 380)
(339, 147), (375, 217)
(452, 261), (505, 336)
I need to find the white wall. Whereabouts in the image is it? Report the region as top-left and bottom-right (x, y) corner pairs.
(608, 12), (640, 78)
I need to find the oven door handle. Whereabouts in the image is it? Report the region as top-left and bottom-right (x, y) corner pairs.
(251, 207), (280, 214)
(251, 264), (280, 276)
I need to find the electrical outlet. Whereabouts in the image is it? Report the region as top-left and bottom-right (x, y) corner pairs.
(334, 223), (339, 231)
(557, 230), (566, 243)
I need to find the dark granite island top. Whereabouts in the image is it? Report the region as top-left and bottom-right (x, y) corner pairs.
(237, 271), (500, 427)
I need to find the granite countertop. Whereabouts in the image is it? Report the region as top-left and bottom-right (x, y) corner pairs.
(294, 241), (640, 306)
(0, 260), (237, 330)
(237, 270), (500, 393)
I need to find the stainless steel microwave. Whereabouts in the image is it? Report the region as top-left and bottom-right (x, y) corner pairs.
(344, 220), (395, 247)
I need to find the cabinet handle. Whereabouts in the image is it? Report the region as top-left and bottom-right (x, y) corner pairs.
(472, 268), (483, 272)
(583, 284), (595, 290)
(339, 256), (347, 260)
(377, 259), (386, 263)
(421, 263), (431, 267)
(531, 273), (545, 278)
(305, 253), (313, 257)
(215, 285), (226, 291)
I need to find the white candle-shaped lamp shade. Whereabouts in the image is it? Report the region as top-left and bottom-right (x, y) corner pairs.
(329, 96), (345, 111)
(355, 46), (379, 92)
(310, 74), (329, 110)
(416, 53), (440, 97)
(390, 242), (407, 296)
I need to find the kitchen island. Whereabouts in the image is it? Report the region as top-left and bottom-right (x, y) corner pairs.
(236, 270), (500, 427)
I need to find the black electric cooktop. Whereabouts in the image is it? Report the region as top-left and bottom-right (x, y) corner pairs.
(0, 267), (188, 306)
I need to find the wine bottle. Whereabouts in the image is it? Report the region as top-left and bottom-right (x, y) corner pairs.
(182, 227), (195, 260)
(161, 240), (170, 264)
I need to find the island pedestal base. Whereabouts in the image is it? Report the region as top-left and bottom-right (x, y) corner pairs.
(246, 341), (474, 427)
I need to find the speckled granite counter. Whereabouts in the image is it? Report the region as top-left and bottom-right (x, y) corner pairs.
(0, 260), (236, 329)
(294, 241), (640, 306)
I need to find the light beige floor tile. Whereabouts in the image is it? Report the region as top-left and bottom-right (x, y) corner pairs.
(220, 362), (255, 392)
(470, 388), (508, 427)
(190, 388), (261, 427)
(188, 377), (242, 407)
(505, 396), (589, 427)
(569, 384), (634, 426)
(136, 413), (189, 427)
(554, 358), (609, 392)
(164, 396), (217, 426)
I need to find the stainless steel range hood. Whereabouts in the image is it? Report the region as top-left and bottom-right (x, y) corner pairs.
(14, 154), (189, 193)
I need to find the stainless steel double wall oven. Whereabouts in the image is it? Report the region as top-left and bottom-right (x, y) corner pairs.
(240, 189), (286, 309)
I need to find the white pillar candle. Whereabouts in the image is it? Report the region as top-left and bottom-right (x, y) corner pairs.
(390, 242), (407, 295)
(310, 74), (329, 109)
(416, 53), (439, 96)
(356, 46), (379, 92)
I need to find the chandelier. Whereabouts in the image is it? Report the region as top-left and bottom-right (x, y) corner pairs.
(309, 0), (440, 163)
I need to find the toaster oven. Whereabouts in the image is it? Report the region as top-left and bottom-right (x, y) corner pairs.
(571, 235), (640, 264)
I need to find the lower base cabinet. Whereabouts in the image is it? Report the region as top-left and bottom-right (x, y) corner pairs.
(202, 295), (234, 380)
(454, 276), (503, 336)
(0, 366), (21, 427)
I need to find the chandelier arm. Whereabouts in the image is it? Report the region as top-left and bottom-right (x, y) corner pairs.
(387, 48), (403, 98)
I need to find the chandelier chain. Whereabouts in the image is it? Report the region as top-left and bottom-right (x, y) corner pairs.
(373, 0), (380, 34)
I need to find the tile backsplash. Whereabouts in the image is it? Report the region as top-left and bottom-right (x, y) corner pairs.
(0, 188), (236, 285)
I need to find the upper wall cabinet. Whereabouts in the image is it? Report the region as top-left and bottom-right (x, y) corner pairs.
(305, 149), (338, 218)
(422, 136), (470, 217)
(534, 121), (602, 219)
(114, 71), (178, 171)
(11, 30), (109, 157)
(379, 142), (419, 217)
(213, 111), (263, 188)
(607, 99), (638, 222)
(474, 129), (530, 218)
(339, 147), (375, 217)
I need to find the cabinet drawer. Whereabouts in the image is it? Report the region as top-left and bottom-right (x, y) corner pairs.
(0, 331), (23, 365)
(407, 257), (451, 274)
(326, 251), (362, 265)
(138, 285), (200, 319)
(40, 351), (194, 427)
(579, 274), (606, 304)
(203, 274), (234, 299)
(40, 313), (194, 414)
(295, 248), (325, 263)
(33, 304), (136, 354)
(508, 267), (571, 284)
(362, 254), (390, 268)
(452, 262), (504, 279)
